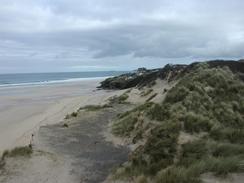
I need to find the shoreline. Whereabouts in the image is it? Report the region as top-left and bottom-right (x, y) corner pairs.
(0, 76), (111, 89)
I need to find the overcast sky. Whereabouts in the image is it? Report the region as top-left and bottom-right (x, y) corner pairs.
(0, 0), (244, 73)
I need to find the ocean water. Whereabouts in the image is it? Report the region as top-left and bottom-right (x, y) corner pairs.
(0, 71), (126, 87)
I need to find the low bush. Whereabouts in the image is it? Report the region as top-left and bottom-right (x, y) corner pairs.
(164, 86), (190, 104)
(140, 89), (153, 97)
(112, 114), (138, 137)
(147, 103), (171, 121)
(179, 140), (207, 166)
(118, 93), (129, 103)
(211, 143), (244, 157)
(206, 156), (244, 176)
(65, 111), (78, 119)
(183, 112), (212, 133)
(156, 155), (244, 183)
(79, 104), (112, 111)
(155, 166), (201, 183)
(135, 175), (148, 183)
(117, 102), (153, 119)
(112, 102), (153, 138)
(146, 93), (157, 102)
(71, 112), (78, 117)
(1, 146), (33, 160)
(131, 121), (180, 175)
(109, 93), (129, 104)
(210, 127), (244, 144)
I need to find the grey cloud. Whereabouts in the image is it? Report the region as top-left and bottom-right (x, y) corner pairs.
(0, 0), (244, 73)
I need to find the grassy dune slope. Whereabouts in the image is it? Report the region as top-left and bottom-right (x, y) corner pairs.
(111, 63), (244, 182)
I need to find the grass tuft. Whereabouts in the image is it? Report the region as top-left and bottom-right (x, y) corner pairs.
(140, 89), (153, 97)
(155, 166), (201, 183)
(1, 146), (33, 160)
(135, 175), (148, 183)
(109, 93), (129, 104)
(79, 104), (112, 111)
(146, 93), (158, 102)
(112, 114), (138, 137)
(71, 112), (78, 117)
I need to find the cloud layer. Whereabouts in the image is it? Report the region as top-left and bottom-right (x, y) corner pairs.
(0, 0), (244, 73)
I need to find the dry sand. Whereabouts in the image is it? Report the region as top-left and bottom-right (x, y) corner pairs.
(0, 78), (129, 183)
(0, 105), (130, 183)
(0, 79), (122, 154)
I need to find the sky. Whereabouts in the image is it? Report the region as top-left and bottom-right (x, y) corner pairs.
(0, 0), (244, 73)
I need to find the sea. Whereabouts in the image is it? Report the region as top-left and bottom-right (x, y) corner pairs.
(0, 71), (127, 87)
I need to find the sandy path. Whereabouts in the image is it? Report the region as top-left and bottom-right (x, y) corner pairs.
(37, 106), (129, 183)
(0, 104), (130, 183)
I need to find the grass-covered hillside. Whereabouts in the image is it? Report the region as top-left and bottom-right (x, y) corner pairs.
(111, 62), (244, 183)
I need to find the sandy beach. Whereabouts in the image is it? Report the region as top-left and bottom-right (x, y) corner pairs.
(0, 79), (121, 153)
(0, 78), (130, 183)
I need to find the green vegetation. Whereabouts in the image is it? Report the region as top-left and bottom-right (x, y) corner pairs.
(146, 93), (157, 102)
(135, 175), (148, 183)
(63, 123), (69, 128)
(1, 146), (33, 160)
(71, 112), (78, 117)
(207, 156), (243, 175)
(155, 156), (244, 183)
(117, 102), (153, 119)
(117, 93), (129, 103)
(112, 114), (138, 137)
(113, 102), (153, 138)
(183, 112), (212, 133)
(179, 140), (207, 166)
(0, 161), (4, 169)
(155, 166), (201, 183)
(211, 142), (244, 157)
(79, 104), (112, 111)
(111, 63), (244, 182)
(65, 112), (77, 119)
(131, 121), (180, 174)
(140, 89), (153, 97)
(109, 93), (129, 104)
(0, 146), (33, 170)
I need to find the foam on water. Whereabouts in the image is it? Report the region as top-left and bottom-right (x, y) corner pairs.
(0, 71), (126, 88)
